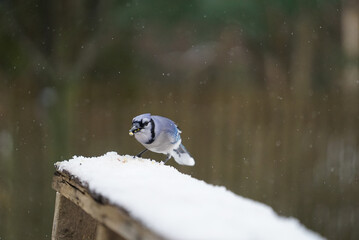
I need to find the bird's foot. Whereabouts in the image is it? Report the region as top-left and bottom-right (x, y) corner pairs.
(161, 154), (171, 165)
(135, 149), (148, 158)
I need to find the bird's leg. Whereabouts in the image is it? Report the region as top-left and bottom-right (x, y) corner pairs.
(136, 149), (148, 158)
(163, 154), (171, 165)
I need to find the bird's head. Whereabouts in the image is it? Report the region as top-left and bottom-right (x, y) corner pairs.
(129, 113), (153, 136)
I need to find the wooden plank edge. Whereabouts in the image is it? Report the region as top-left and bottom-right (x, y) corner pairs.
(52, 192), (98, 240)
(52, 171), (165, 240)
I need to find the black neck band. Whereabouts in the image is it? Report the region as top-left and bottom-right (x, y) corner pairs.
(146, 119), (155, 144)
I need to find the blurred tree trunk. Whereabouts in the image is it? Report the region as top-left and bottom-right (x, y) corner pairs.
(290, 14), (315, 103)
(0, 82), (14, 239)
(264, 53), (287, 95)
(49, 81), (79, 160)
(342, 0), (359, 98)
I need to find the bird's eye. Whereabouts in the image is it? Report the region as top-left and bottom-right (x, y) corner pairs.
(144, 122), (149, 126)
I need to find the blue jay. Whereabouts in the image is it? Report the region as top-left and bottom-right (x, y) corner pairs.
(129, 113), (195, 166)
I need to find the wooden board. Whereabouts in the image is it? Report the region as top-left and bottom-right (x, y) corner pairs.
(52, 171), (165, 240)
(52, 192), (98, 240)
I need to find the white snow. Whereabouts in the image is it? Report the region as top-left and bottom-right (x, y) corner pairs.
(55, 152), (324, 240)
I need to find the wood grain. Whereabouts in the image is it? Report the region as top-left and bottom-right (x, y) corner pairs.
(52, 171), (165, 240)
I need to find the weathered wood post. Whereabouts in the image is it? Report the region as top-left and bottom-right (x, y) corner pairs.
(52, 193), (98, 240)
(51, 171), (164, 240)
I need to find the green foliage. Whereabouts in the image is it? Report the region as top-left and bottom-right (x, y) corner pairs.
(0, 0), (349, 89)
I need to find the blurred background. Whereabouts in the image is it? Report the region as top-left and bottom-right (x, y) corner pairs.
(0, 0), (358, 239)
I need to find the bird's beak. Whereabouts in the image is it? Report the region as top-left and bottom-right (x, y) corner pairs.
(129, 126), (140, 136)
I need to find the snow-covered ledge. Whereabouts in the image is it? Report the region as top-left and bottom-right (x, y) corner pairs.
(52, 152), (324, 240)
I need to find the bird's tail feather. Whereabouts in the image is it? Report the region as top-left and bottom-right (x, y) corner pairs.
(171, 144), (195, 166)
